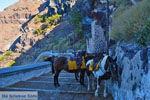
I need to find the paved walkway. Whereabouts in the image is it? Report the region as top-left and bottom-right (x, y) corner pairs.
(0, 71), (113, 100)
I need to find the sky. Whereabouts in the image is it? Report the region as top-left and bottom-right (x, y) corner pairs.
(0, 0), (19, 11)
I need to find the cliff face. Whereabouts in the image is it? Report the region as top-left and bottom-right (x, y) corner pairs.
(38, 0), (77, 16)
(0, 0), (43, 51)
(0, 0), (78, 67)
(0, 0), (44, 24)
(15, 0), (77, 52)
(0, 0), (77, 52)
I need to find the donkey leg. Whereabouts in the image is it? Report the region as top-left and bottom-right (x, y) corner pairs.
(86, 71), (91, 91)
(75, 73), (79, 81)
(95, 77), (100, 96)
(54, 70), (61, 87)
(82, 70), (85, 85)
(80, 70), (85, 85)
(103, 80), (108, 97)
(80, 73), (83, 85)
(56, 70), (61, 87)
(54, 73), (57, 87)
(91, 76), (95, 90)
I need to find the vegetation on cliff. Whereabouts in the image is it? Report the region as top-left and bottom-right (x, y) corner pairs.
(70, 10), (84, 37)
(110, 0), (150, 46)
(135, 18), (150, 46)
(0, 50), (16, 67)
(34, 14), (62, 36)
(45, 10), (86, 52)
(45, 9), (86, 52)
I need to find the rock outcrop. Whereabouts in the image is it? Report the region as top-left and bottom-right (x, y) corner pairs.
(0, 0), (77, 52)
(14, 0), (77, 52)
(106, 42), (150, 100)
(39, 0), (77, 16)
(0, 0), (43, 51)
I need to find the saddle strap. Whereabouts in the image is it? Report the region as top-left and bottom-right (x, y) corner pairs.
(89, 62), (94, 71)
(89, 58), (103, 71)
(81, 56), (86, 69)
(95, 59), (102, 71)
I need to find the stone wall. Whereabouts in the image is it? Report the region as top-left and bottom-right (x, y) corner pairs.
(106, 41), (150, 100)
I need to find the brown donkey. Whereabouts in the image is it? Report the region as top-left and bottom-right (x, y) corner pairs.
(53, 51), (88, 87)
(45, 51), (101, 87)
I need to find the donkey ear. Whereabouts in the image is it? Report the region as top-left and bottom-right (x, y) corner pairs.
(114, 57), (117, 62)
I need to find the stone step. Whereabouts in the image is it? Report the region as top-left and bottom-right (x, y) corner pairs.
(1, 71), (113, 100)
(8, 81), (104, 92)
(28, 76), (86, 83)
(0, 88), (113, 100)
(4, 87), (101, 94)
(27, 81), (81, 85)
(37, 91), (113, 100)
(42, 72), (77, 77)
(26, 80), (104, 87)
(39, 76), (79, 79)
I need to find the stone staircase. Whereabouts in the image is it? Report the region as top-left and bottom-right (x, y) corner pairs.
(0, 71), (113, 100)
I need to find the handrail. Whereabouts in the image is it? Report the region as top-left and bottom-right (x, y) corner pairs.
(0, 62), (51, 87)
(0, 62), (50, 75)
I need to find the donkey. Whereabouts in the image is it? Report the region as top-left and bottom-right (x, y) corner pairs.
(86, 55), (118, 96)
(44, 51), (87, 82)
(44, 51), (95, 87)
(73, 52), (103, 81)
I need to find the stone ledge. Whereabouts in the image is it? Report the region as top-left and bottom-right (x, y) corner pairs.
(0, 62), (51, 88)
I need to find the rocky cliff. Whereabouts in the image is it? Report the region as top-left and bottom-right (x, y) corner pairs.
(0, 0), (76, 52)
(0, 0), (43, 51)
(16, 0), (77, 52)
(0, 0), (81, 67)
(106, 41), (150, 100)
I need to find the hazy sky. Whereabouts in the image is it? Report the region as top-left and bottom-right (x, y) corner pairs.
(0, 0), (19, 11)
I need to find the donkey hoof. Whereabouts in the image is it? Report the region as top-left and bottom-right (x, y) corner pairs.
(54, 85), (57, 87)
(55, 85), (59, 88)
(95, 92), (99, 96)
(54, 84), (59, 88)
(80, 82), (85, 85)
(81, 84), (85, 87)
(88, 88), (91, 91)
(104, 93), (107, 98)
(103, 91), (107, 97)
